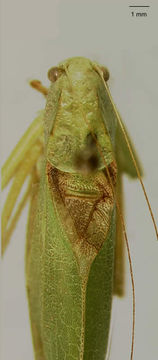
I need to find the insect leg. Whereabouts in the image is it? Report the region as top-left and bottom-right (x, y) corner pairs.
(2, 111), (44, 189)
(2, 176), (33, 256)
(30, 80), (49, 97)
(1, 140), (43, 255)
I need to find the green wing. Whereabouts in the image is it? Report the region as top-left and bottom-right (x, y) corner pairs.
(114, 118), (143, 296)
(115, 119), (143, 178)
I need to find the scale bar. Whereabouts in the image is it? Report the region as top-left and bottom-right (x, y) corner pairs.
(129, 5), (150, 7)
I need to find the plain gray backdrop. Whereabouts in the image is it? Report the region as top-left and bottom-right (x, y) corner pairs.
(1, 0), (158, 359)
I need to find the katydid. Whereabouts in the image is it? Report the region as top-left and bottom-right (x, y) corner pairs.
(2, 57), (157, 360)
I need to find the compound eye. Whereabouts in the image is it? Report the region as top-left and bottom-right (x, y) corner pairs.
(101, 67), (110, 82)
(47, 67), (62, 82)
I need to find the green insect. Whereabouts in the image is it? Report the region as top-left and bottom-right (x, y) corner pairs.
(2, 57), (157, 360)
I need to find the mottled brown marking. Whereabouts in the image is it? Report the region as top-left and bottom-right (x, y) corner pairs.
(46, 162), (116, 254)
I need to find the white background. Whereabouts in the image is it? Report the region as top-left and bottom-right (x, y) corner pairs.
(1, 0), (158, 359)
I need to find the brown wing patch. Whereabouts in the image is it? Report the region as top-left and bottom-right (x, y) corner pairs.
(47, 163), (115, 255)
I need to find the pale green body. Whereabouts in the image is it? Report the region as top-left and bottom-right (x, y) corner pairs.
(26, 58), (118, 359)
(2, 57), (141, 360)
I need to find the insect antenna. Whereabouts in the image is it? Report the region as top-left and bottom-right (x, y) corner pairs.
(96, 65), (158, 241)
